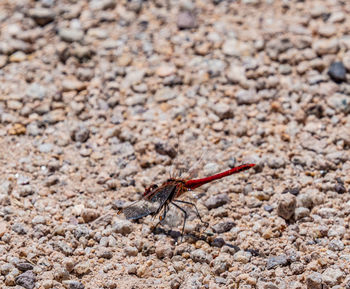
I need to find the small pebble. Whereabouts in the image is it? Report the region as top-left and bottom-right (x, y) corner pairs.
(125, 94), (147, 106)
(156, 65), (176, 77)
(1, 263), (14, 275)
(55, 241), (74, 255)
(9, 51), (27, 62)
(12, 223), (28, 235)
(212, 221), (235, 233)
(155, 243), (173, 259)
(38, 143), (53, 153)
(266, 255), (289, 270)
(277, 193), (296, 220)
(335, 183), (346, 194)
(32, 216), (46, 225)
(328, 62), (347, 83)
(236, 89), (259, 105)
(62, 78), (86, 92)
(73, 225), (90, 239)
(318, 25), (336, 38)
(190, 249), (212, 264)
(283, 187), (300, 196)
(0, 55), (7, 68)
(81, 209), (100, 223)
(212, 102), (233, 120)
(322, 268), (344, 286)
(127, 264), (137, 275)
(15, 270), (36, 289)
(211, 237), (225, 248)
(74, 262), (91, 276)
(328, 239), (344, 251)
(16, 263), (34, 272)
(59, 28), (84, 43)
(45, 176), (59, 187)
(62, 280), (85, 289)
(63, 258), (75, 272)
(211, 253), (229, 274)
(29, 8), (55, 26)
(313, 39), (339, 55)
(177, 11), (197, 29)
(71, 126), (90, 142)
(0, 221), (8, 237)
(233, 250), (252, 264)
(112, 219), (132, 235)
(263, 205), (273, 213)
(0, 180), (12, 195)
(124, 246), (138, 257)
(294, 207), (310, 220)
(329, 11), (345, 23)
(17, 175), (30, 186)
(97, 250), (113, 259)
(154, 87), (177, 102)
(154, 142), (177, 158)
(267, 157), (286, 169)
(204, 194), (230, 210)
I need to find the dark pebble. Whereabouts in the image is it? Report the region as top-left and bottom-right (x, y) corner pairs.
(335, 183), (346, 194)
(264, 205), (273, 213)
(289, 187), (300, 196)
(336, 177), (344, 184)
(16, 262), (34, 271)
(154, 142), (177, 158)
(211, 237), (225, 248)
(328, 61), (347, 83)
(282, 187), (300, 196)
(15, 270), (36, 289)
(306, 104), (324, 118)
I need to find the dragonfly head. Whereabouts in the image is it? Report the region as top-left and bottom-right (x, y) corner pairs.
(143, 184), (158, 196)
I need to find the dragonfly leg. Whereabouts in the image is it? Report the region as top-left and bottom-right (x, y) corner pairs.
(152, 204), (168, 232)
(171, 202), (188, 242)
(173, 200), (209, 228)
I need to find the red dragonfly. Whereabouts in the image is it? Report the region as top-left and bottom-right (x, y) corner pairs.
(119, 163), (255, 240)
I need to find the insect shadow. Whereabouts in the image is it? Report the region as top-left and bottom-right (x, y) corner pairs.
(152, 226), (243, 250)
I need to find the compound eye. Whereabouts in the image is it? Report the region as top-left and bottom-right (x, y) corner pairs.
(151, 184), (158, 191)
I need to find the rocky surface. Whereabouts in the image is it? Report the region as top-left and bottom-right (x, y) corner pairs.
(0, 0), (350, 288)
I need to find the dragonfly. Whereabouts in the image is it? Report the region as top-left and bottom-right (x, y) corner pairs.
(119, 163), (255, 240)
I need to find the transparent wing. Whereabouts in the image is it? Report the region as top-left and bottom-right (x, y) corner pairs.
(123, 200), (159, 220)
(122, 184), (178, 220)
(169, 143), (209, 180)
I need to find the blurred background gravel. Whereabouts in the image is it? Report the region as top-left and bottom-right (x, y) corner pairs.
(0, 0), (350, 288)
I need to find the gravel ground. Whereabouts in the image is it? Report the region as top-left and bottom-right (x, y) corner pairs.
(1, 0), (350, 288)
